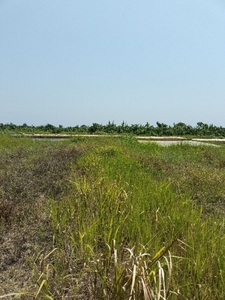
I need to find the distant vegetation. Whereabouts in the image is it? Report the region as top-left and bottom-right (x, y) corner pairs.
(1, 121), (225, 136)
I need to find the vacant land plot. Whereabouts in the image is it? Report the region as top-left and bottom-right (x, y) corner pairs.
(1, 135), (225, 299)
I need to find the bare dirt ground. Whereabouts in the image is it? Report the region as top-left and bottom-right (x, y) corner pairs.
(142, 140), (220, 146)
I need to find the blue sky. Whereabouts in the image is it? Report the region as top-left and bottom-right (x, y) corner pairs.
(0, 0), (225, 127)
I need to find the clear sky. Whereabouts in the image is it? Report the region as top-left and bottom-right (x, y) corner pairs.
(1, 0), (225, 127)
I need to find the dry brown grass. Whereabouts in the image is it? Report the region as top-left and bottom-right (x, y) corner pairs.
(0, 138), (83, 297)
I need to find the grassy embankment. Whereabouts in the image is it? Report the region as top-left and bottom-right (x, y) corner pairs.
(1, 135), (225, 299)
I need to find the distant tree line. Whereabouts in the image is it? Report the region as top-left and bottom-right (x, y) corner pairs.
(1, 121), (225, 137)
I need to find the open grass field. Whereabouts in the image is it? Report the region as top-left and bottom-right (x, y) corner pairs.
(1, 135), (225, 299)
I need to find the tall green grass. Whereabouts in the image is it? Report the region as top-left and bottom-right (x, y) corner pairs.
(25, 139), (225, 298)
(1, 137), (225, 299)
